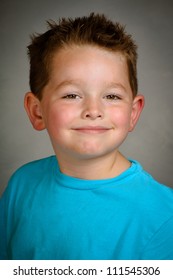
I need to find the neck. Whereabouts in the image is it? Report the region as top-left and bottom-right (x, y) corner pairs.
(55, 150), (131, 180)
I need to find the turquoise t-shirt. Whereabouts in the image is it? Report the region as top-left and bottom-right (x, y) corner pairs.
(0, 156), (173, 260)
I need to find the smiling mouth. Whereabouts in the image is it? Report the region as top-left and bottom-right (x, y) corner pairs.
(72, 126), (111, 134)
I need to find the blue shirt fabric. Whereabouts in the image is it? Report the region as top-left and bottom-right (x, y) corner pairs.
(0, 155), (173, 260)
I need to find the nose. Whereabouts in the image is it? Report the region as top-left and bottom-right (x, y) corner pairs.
(81, 98), (104, 120)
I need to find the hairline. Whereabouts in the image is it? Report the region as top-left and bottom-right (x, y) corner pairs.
(39, 43), (136, 100)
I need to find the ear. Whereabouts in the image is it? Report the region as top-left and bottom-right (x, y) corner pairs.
(129, 94), (145, 132)
(24, 92), (46, 131)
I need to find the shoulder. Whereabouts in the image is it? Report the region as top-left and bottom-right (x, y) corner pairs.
(1, 156), (57, 198)
(129, 159), (173, 214)
(130, 159), (172, 191)
(10, 155), (56, 180)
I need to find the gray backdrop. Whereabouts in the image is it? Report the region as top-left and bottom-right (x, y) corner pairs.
(0, 0), (173, 195)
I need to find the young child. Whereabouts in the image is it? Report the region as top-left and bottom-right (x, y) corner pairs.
(0, 13), (173, 260)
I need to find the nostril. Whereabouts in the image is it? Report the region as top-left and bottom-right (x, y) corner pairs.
(82, 105), (103, 120)
(85, 113), (102, 119)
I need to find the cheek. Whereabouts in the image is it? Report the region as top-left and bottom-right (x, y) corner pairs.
(110, 107), (132, 128)
(46, 105), (76, 133)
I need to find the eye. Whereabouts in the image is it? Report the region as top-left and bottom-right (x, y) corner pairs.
(62, 93), (80, 99)
(105, 94), (121, 100)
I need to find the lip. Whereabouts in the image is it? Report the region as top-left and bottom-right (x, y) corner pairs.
(72, 126), (111, 134)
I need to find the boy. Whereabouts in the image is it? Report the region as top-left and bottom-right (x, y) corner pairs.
(0, 13), (173, 260)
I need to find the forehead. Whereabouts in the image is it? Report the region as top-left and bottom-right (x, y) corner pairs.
(50, 45), (128, 79)
(52, 44), (127, 63)
(42, 45), (133, 97)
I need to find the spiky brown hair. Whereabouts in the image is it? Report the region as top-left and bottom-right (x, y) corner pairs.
(27, 13), (138, 99)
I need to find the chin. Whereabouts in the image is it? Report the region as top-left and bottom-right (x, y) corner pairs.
(73, 147), (116, 160)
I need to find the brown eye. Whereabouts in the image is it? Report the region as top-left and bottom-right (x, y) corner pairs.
(63, 94), (79, 99)
(106, 94), (120, 100)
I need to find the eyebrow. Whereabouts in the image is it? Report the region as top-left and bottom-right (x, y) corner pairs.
(105, 82), (127, 92)
(54, 79), (128, 93)
(55, 80), (82, 90)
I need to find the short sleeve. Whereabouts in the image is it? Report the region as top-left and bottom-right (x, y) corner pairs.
(141, 215), (173, 260)
(0, 193), (8, 260)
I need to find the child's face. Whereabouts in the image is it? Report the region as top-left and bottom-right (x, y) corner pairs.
(26, 45), (144, 161)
